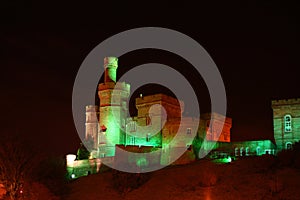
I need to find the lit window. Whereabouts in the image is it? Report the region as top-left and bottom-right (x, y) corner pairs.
(146, 116), (151, 125)
(130, 122), (137, 132)
(235, 148), (239, 156)
(131, 137), (135, 145)
(284, 115), (292, 132)
(245, 147), (249, 156)
(256, 146), (261, 156)
(146, 133), (150, 142)
(240, 147), (244, 156)
(187, 128), (192, 134)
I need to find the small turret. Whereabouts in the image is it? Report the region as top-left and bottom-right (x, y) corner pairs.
(98, 57), (131, 156)
(104, 57), (118, 83)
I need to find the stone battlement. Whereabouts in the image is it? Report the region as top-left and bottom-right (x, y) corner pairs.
(201, 112), (232, 124)
(136, 93), (184, 108)
(104, 57), (118, 69)
(98, 81), (130, 92)
(272, 98), (300, 106)
(86, 105), (99, 112)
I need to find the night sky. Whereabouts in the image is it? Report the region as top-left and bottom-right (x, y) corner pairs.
(1, 1), (299, 155)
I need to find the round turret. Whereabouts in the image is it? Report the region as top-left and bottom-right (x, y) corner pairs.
(104, 57), (118, 83)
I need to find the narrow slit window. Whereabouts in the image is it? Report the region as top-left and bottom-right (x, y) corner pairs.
(146, 133), (150, 142)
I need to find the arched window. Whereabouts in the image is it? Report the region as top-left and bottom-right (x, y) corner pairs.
(286, 142), (292, 150)
(146, 133), (150, 142)
(256, 146), (261, 156)
(240, 147), (244, 156)
(235, 148), (239, 156)
(187, 128), (192, 134)
(245, 147), (249, 156)
(284, 114), (292, 132)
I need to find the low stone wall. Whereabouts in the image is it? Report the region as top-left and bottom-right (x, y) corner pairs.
(67, 158), (101, 179)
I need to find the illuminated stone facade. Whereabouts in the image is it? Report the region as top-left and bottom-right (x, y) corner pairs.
(272, 98), (300, 151)
(85, 57), (232, 159)
(67, 56), (287, 178)
(98, 57), (130, 156)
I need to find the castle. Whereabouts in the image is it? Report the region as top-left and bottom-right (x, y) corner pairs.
(83, 57), (232, 158)
(66, 57), (300, 178)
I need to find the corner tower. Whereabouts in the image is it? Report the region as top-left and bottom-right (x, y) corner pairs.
(98, 57), (130, 156)
(272, 98), (300, 151)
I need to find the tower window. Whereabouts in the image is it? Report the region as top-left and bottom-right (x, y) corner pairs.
(284, 115), (292, 132)
(187, 128), (192, 134)
(286, 142), (292, 150)
(146, 116), (151, 126)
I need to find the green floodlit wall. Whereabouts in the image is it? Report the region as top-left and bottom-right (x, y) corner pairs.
(115, 145), (195, 170)
(125, 131), (162, 147)
(66, 159), (101, 179)
(115, 145), (161, 171)
(201, 140), (276, 158)
(272, 98), (300, 151)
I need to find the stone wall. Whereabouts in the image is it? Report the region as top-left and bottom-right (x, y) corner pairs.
(272, 98), (300, 151)
(66, 158), (101, 179)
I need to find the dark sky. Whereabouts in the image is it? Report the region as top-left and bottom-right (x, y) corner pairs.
(1, 0), (299, 155)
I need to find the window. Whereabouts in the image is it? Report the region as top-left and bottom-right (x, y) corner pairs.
(187, 128), (192, 134)
(122, 119), (125, 128)
(240, 147), (244, 156)
(256, 146), (261, 156)
(284, 114), (292, 132)
(146, 133), (150, 142)
(245, 147), (249, 156)
(146, 116), (151, 125)
(129, 121), (137, 132)
(187, 145), (192, 151)
(286, 142), (292, 150)
(235, 148), (239, 156)
(130, 137), (135, 145)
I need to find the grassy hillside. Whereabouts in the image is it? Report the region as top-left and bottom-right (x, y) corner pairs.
(65, 156), (300, 200)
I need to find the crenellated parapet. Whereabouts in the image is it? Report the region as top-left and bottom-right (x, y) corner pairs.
(98, 81), (130, 92)
(272, 98), (300, 107)
(201, 112), (232, 125)
(271, 97), (300, 151)
(136, 93), (184, 118)
(272, 98), (300, 118)
(86, 105), (99, 113)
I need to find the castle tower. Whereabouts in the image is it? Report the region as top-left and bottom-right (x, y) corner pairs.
(85, 105), (99, 149)
(200, 112), (232, 143)
(98, 57), (130, 156)
(272, 98), (300, 151)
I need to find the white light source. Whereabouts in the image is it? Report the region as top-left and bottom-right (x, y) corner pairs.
(66, 154), (76, 166)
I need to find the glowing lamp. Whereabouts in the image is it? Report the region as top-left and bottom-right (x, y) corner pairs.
(66, 154), (76, 165)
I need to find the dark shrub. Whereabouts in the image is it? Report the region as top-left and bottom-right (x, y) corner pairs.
(111, 170), (151, 194)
